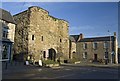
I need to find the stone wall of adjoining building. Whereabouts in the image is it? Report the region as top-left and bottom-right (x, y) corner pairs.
(13, 10), (30, 61)
(76, 41), (113, 63)
(13, 6), (69, 62)
(69, 41), (76, 59)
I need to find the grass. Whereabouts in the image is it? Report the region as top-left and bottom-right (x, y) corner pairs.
(42, 60), (59, 64)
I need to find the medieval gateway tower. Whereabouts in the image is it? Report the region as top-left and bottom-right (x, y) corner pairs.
(13, 6), (69, 62)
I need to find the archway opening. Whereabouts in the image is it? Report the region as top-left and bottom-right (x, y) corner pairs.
(48, 48), (56, 61)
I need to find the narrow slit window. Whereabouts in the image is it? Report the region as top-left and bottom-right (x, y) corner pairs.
(42, 36), (43, 41)
(60, 39), (62, 42)
(32, 35), (34, 40)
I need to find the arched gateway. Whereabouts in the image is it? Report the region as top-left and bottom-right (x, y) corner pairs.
(48, 48), (56, 61)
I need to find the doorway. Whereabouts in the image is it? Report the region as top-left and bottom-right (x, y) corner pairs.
(48, 48), (56, 61)
(94, 54), (97, 61)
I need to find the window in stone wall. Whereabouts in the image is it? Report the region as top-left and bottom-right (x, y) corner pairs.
(32, 35), (34, 40)
(3, 31), (8, 39)
(60, 39), (62, 43)
(73, 51), (76, 54)
(43, 51), (46, 58)
(83, 52), (87, 59)
(2, 44), (9, 59)
(3, 31), (6, 38)
(93, 42), (97, 49)
(83, 43), (87, 49)
(41, 36), (43, 41)
(104, 41), (108, 49)
(104, 52), (108, 59)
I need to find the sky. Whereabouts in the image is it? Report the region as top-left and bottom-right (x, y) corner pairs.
(0, 2), (119, 47)
(1, 0), (120, 2)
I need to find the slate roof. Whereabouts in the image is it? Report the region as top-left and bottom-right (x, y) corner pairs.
(70, 35), (115, 42)
(0, 8), (15, 24)
(78, 36), (114, 42)
(69, 35), (79, 42)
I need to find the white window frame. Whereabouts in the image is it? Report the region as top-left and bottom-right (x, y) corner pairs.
(83, 43), (87, 49)
(93, 42), (97, 49)
(83, 52), (87, 59)
(3, 28), (9, 39)
(104, 41), (108, 49)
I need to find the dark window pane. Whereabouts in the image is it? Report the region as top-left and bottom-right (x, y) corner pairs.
(43, 51), (46, 58)
(32, 35), (34, 40)
(60, 39), (62, 42)
(42, 36), (43, 41)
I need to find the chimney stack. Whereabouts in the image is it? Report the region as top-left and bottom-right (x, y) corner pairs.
(77, 33), (84, 42)
(114, 32), (116, 37)
(80, 33), (84, 39)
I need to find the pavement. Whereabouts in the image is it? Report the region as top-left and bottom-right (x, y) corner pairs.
(2, 61), (42, 74)
(2, 61), (120, 74)
(2, 63), (119, 79)
(60, 63), (120, 70)
(2, 61), (120, 80)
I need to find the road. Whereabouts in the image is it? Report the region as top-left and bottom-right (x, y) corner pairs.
(2, 65), (119, 79)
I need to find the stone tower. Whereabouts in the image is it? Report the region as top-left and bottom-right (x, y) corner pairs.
(13, 6), (69, 62)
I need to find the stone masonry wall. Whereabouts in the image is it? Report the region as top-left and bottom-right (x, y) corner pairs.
(28, 6), (69, 61)
(13, 10), (30, 61)
(76, 41), (113, 63)
(70, 42), (76, 59)
(13, 6), (69, 61)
